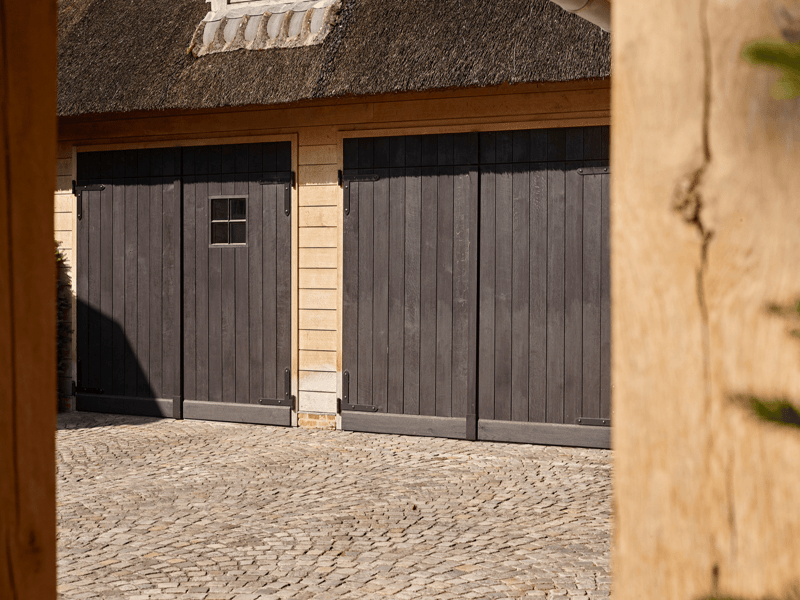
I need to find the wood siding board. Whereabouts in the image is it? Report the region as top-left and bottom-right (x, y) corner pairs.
(478, 165), (496, 420)
(299, 289), (337, 310)
(546, 163), (566, 423)
(88, 190), (101, 390)
(221, 176), (237, 403)
(358, 138), (374, 169)
(451, 165), (474, 419)
(299, 225), (337, 247)
(564, 163), (584, 425)
(100, 185), (113, 395)
(162, 176), (179, 400)
(343, 138), (358, 170)
(299, 309), (337, 330)
(111, 180), (125, 396)
(511, 164), (530, 422)
(453, 132), (479, 166)
(388, 168), (406, 415)
(183, 176), (197, 401)
(600, 170), (611, 419)
(235, 177), (250, 404)
(374, 137), (391, 168)
(480, 132), (496, 164)
(565, 128), (584, 161)
(149, 181), (164, 398)
(249, 177), (264, 403)
(208, 178), (223, 403)
(512, 130), (531, 163)
(406, 136), (422, 167)
(299, 370), (337, 392)
(581, 163), (602, 419)
(300, 330), (338, 351)
(419, 167), (438, 416)
(196, 175), (210, 402)
(390, 136), (406, 168)
(530, 130), (548, 162)
(372, 172), (390, 412)
(357, 180), (374, 406)
(497, 131), (513, 164)
(123, 178), (138, 397)
(583, 126), (602, 161)
(263, 142), (277, 173)
(494, 165), (513, 422)
(403, 167), (421, 416)
(528, 163), (548, 423)
(436, 166), (454, 417)
(136, 180), (150, 397)
(77, 190), (89, 390)
(263, 182), (278, 399)
(276, 181), (292, 400)
(342, 177), (358, 406)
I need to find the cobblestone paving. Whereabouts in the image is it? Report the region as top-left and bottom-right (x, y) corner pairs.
(57, 412), (612, 600)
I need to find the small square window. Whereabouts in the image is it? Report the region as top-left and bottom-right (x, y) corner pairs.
(210, 197), (247, 246)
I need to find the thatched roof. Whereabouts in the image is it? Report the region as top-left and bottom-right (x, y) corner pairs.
(57, 0), (610, 117)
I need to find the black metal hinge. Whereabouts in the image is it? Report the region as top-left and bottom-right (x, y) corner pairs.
(259, 172), (295, 217)
(340, 171), (381, 215)
(73, 380), (104, 395)
(339, 370), (381, 412)
(577, 167), (609, 176)
(576, 417), (611, 427)
(72, 181), (105, 220)
(261, 368), (296, 408)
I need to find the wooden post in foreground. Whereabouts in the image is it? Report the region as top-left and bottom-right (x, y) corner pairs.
(0, 0), (58, 598)
(613, 1), (800, 599)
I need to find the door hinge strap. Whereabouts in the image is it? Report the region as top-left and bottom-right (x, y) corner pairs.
(72, 181), (105, 220)
(577, 167), (609, 176)
(259, 172), (295, 217)
(575, 417), (611, 427)
(260, 398), (294, 408)
(339, 370), (381, 412)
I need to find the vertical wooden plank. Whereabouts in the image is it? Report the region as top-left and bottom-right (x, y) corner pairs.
(87, 190), (101, 390)
(196, 174), (211, 402)
(529, 163), (548, 423)
(343, 176), (359, 408)
(436, 166), (454, 417)
(547, 163), (566, 423)
(600, 170), (612, 419)
(263, 182), (278, 400)
(221, 177), (236, 403)
(100, 182), (113, 395)
(248, 172), (264, 403)
(373, 171), (390, 413)
(451, 165), (475, 419)
(137, 179), (151, 397)
(111, 178), (125, 396)
(357, 179), (374, 406)
(149, 179), (163, 398)
(208, 177), (223, 403)
(582, 164), (603, 419)
(419, 167), (438, 416)
(235, 176), (250, 403)
(275, 181), (292, 400)
(511, 163), (530, 422)
(124, 178), (138, 397)
(564, 163), (584, 425)
(403, 166), (421, 415)
(387, 167), (405, 415)
(76, 188), (88, 390)
(183, 174), (197, 401)
(478, 165), (496, 421)
(494, 165), (513, 422)
(162, 176), (179, 402)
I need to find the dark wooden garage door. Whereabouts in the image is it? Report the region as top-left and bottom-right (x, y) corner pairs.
(75, 142), (293, 426)
(341, 128), (610, 448)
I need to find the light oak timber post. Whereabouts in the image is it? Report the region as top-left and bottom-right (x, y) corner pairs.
(613, 0), (800, 599)
(0, 0), (59, 597)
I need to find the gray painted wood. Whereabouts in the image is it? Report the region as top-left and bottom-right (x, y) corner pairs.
(494, 165), (513, 422)
(124, 177), (138, 397)
(600, 168), (611, 419)
(77, 394), (173, 418)
(357, 178), (374, 406)
(99, 185), (113, 396)
(342, 412), (466, 440)
(136, 180), (151, 398)
(478, 165), (495, 422)
(582, 162), (603, 419)
(343, 171), (359, 409)
(111, 180), (125, 396)
(234, 177), (250, 404)
(183, 176), (197, 401)
(419, 167), (438, 416)
(163, 177), (180, 402)
(477, 420), (610, 449)
(546, 162), (566, 423)
(564, 163), (583, 425)
(403, 168), (421, 416)
(511, 163), (530, 422)
(149, 180), (163, 398)
(275, 172), (292, 400)
(451, 165), (474, 419)
(248, 173), (264, 404)
(184, 400), (291, 426)
(196, 175), (210, 402)
(436, 166), (454, 418)
(262, 179), (278, 400)
(207, 179), (223, 403)
(528, 163), (548, 423)
(373, 170), (390, 413)
(221, 179), (237, 403)
(388, 168), (406, 415)
(88, 189), (101, 390)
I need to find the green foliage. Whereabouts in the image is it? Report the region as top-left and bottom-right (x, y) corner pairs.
(56, 244), (73, 410)
(742, 38), (800, 99)
(749, 397), (800, 430)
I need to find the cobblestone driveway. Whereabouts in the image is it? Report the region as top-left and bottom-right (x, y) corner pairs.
(57, 412), (612, 600)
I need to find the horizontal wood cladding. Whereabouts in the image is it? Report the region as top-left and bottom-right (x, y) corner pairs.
(299, 207), (338, 227)
(300, 165), (339, 186)
(299, 268), (337, 289)
(299, 309), (337, 330)
(299, 185), (339, 207)
(55, 212), (72, 231)
(299, 145), (338, 165)
(55, 194), (73, 212)
(299, 248), (337, 269)
(299, 370), (337, 392)
(298, 391), (337, 413)
(299, 227), (337, 247)
(59, 81), (610, 145)
(299, 350), (337, 372)
(299, 289), (337, 310)
(299, 329), (337, 351)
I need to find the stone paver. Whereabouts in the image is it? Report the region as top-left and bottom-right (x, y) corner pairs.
(57, 412), (612, 599)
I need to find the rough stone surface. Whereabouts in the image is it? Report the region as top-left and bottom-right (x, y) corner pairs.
(57, 412), (612, 599)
